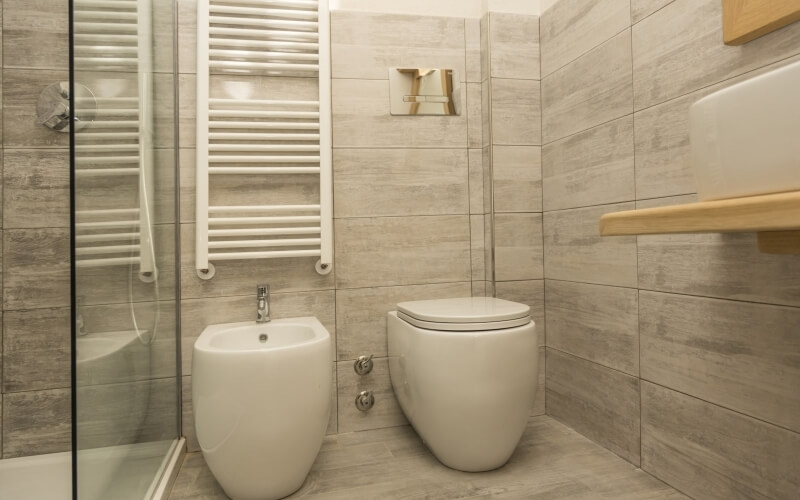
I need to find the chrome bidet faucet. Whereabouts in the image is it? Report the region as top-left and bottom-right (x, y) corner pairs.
(256, 284), (270, 323)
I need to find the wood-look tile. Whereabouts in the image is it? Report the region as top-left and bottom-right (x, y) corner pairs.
(2, 307), (70, 392)
(467, 82), (483, 148)
(3, 228), (70, 310)
(631, 0), (674, 24)
(632, 0), (800, 110)
(2, 0), (68, 70)
(533, 347), (545, 416)
(490, 78), (541, 146)
(546, 348), (641, 465)
(332, 79), (468, 148)
(3, 69), (69, 148)
(336, 356), (407, 433)
(335, 282), (471, 361)
(637, 196), (800, 307)
(470, 215), (486, 281)
(334, 215), (471, 289)
(2, 388), (71, 458)
(489, 13), (540, 80)
(179, 223), (334, 299)
(493, 146), (542, 213)
(545, 280), (639, 376)
(177, 0), (197, 74)
(465, 18), (481, 83)
(543, 203), (638, 287)
(330, 11), (466, 81)
(468, 149), (484, 215)
(494, 280), (546, 344)
(641, 381), (800, 500)
(138, 378), (180, 443)
(3, 149), (69, 228)
(542, 116), (634, 211)
(540, 0), (630, 78)
(480, 14), (489, 82)
(481, 146), (492, 213)
(494, 213), (543, 282)
(333, 149), (468, 219)
(76, 379), (153, 449)
(542, 30), (632, 143)
(180, 290), (336, 376)
(481, 82), (490, 147)
(640, 291), (800, 433)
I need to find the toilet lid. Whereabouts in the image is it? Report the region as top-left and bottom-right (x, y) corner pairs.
(396, 297), (531, 331)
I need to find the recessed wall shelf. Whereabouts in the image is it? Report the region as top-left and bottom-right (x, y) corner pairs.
(599, 190), (800, 254)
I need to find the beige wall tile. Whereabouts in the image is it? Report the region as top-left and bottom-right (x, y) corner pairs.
(3, 69), (69, 148)
(632, 0), (800, 110)
(493, 146), (542, 213)
(333, 149), (468, 218)
(543, 203), (638, 287)
(335, 282), (472, 360)
(181, 376), (198, 452)
(3, 228), (70, 310)
(542, 30), (632, 143)
(2, 308), (70, 392)
(470, 215), (486, 281)
(468, 149), (484, 215)
(334, 215), (471, 289)
(640, 291), (800, 433)
(545, 280), (639, 375)
(641, 382), (800, 500)
(532, 347), (546, 416)
(3, 0), (68, 70)
(495, 280), (546, 344)
(3, 149), (69, 228)
(489, 13), (540, 80)
(180, 290), (336, 376)
(337, 357), (407, 433)
(631, 0), (674, 24)
(542, 116), (634, 211)
(494, 213), (544, 282)
(540, 0), (630, 78)
(471, 281), (488, 297)
(465, 18), (482, 83)
(332, 79), (468, 148)
(331, 11), (466, 81)
(480, 14), (489, 82)
(481, 82), (490, 146)
(177, 0), (197, 74)
(490, 78), (541, 146)
(546, 349), (641, 465)
(2, 388), (71, 458)
(467, 83), (483, 148)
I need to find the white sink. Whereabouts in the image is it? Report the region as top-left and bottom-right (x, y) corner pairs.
(193, 317), (332, 500)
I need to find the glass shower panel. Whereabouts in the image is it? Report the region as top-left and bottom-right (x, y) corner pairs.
(72, 0), (179, 498)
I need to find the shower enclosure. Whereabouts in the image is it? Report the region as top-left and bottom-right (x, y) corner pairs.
(71, 0), (182, 498)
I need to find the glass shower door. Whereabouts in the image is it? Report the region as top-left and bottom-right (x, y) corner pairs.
(71, 0), (180, 498)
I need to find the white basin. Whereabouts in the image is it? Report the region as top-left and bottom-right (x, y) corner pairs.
(193, 317), (331, 500)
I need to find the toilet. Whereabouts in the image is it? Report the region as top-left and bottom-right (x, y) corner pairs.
(388, 297), (538, 472)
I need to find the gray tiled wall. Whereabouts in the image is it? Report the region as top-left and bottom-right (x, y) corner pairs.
(540, 0), (800, 498)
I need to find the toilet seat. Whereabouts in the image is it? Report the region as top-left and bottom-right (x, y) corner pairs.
(396, 297), (531, 331)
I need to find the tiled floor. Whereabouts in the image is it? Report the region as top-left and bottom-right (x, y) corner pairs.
(168, 415), (686, 499)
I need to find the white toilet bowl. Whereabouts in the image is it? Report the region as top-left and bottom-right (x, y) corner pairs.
(388, 297), (538, 472)
(193, 317), (331, 500)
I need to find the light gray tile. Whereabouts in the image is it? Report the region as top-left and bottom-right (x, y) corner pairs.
(3, 149), (69, 228)
(641, 382), (800, 500)
(180, 290), (336, 376)
(542, 116), (634, 211)
(465, 18), (482, 83)
(631, 0), (674, 24)
(542, 30), (632, 143)
(494, 213), (544, 282)
(637, 196), (800, 307)
(543, 203), (638, 288)
(333, 149), (468, 218)
(2, 0), (68, 70)
(490, 78), (541, 146)
(331, 11), (466, 81)
(493, 146), (542, 213)
(335, 282), (472, 360)
(2, 388), (71, 458)
(640, 291), (800, 433)
(336, 356), (407, 433)
(467, 82), (483, 148)
(546, 348), (641, 465)
(334, 215), (471, 289)
(3, 228), (70, 310)
(2, 307), (70, 392)
(468, 149), (484, 215)
(332, 79), (468, 148)
(489, 13), (540, 80)
(545, 280), (639, 375)
(632, 0), (800, 110)
(3, 69), (69, 148)
(495, 280), (546, 344)
(540, 0), (630, 77)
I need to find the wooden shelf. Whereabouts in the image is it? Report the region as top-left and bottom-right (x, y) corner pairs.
(599, 190), (800, 254)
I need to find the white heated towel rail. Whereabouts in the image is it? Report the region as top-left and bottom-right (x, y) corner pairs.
(195, 0), (332, 279)
(73, 0), (157, 280)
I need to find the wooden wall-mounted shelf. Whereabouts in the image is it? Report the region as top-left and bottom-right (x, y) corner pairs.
(599, 190), (800, 254)
(723, 0), (800, 45)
